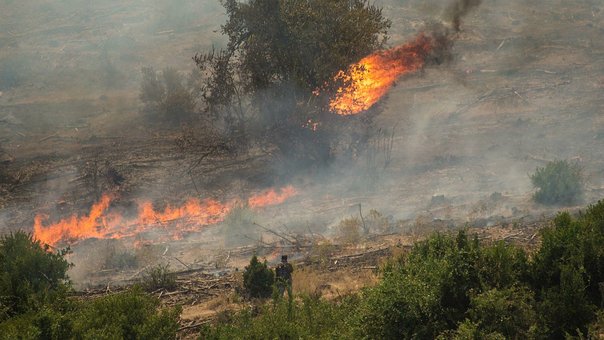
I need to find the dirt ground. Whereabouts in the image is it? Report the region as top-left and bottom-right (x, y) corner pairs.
(1, 0), (603, 336)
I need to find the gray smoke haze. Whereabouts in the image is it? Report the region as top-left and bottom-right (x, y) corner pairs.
(443, 0), (482, 31)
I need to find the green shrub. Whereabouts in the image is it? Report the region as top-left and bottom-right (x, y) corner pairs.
(199, 294), (356, 339)
(529, 202), (604, 337)
(71, 287), (181, 340)
(0, 231), (71, 319)
(0, 306), (74, 340)
(438, 319), (506, 340)
(142, 264), (177, 291)
(355, 231), (483, 338)
(466, 286), (539, 339)
(537, 264), (596, 338)
(531, 206), (604, 307)
(478, 241), (529, 289)
(242, 256), (274, 299)
(530, 160), (583, 205)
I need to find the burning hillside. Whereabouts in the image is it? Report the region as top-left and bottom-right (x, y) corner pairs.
(33, 186), (297, 247)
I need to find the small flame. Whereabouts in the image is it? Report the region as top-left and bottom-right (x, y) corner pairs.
(248, 185), (297, 208)
(33, 186), (297, 246)
(330, 33), (435, 115)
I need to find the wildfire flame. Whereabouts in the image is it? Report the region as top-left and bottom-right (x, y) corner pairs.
(33, 186), (297, 247)
(329, 33), (436, 115)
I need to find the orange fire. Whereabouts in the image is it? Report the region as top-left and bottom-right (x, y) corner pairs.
(33, 186), (297, 247)
(330, 33), (435, 115)
(248, 185), (297, 208)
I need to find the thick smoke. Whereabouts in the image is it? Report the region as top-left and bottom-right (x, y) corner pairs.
(443, 0), (482, 31)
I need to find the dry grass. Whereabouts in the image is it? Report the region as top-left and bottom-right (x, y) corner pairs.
(337, 217), (362, 244)
(292, 266), (378, 299)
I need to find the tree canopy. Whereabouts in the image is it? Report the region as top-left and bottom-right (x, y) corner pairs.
(194, 0), (391, 163)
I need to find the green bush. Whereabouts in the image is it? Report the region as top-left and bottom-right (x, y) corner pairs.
(531, 205), (604, 304)
(199, 294), (356, 339)
(537, 264), (596, 338)
(0, 306), (74, 340)
(466, 286), (539, 339)
(530, 160), (583, 205)
(71, 287), (181, 340)
(528, 202), (604, 337)
(0, 231), (71, 319)
(438, 319), (506, 340)
(353, 231), (536, 339)
(142, 264), (177, 291)
(242, 256), (274, 299)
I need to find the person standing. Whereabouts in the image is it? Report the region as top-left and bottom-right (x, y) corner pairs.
(275, 255), (294, 297)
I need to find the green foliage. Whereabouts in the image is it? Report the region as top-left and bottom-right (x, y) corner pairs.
(466, 286), (539, 339)
(478, 241), (529, 289)
(0, 231), (71, 319)
(355, 231), (483, 338)
(438, 319), (506, 340)
(532, 203), (604, 308)
(242, 256), (274, 298)
(218, 0), (390, 92)
(194, 0), (391, 163)
(142, 264), (177, 291)
(0, 306), (74, 340)
(199, 294), (356, 339)
(538, 265), (595, 338)
(530, 159), (583, 205)
(71, 287), (181, 340)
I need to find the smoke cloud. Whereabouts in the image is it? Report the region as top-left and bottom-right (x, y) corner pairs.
(443, 0), (482, 31)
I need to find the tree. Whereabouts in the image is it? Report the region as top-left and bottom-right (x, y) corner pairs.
(0, 231), (71, 320)
(242, 255), (274, 298)
(194, 0), (391, 164)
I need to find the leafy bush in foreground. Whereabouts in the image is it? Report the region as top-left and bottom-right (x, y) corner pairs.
(71, 287), (181, 340)
(242, 256), (274, 299)
(0, 231), (71, 319)
(199, 295), (357, 339)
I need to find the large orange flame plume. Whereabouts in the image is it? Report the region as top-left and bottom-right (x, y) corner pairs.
(329, 29), (451, 115)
